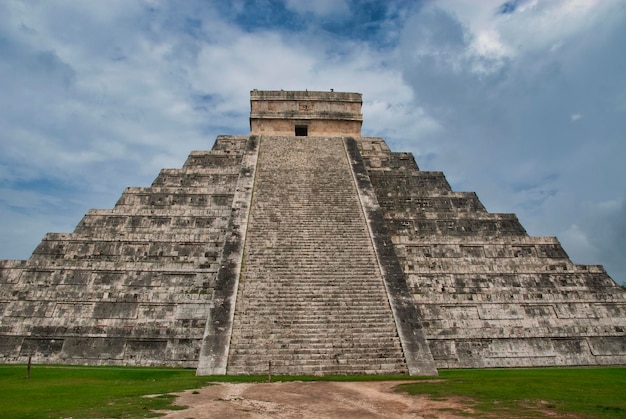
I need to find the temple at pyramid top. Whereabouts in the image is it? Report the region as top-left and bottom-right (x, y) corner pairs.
(250, 89), (363, 136)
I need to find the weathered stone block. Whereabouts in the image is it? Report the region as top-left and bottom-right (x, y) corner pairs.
(175, 303), (210, 320)
(21, 338), (64, 356)
(125, 340), (168, 361)
(93, 303), (138, 319)
(61, 337), (125, 359)
(0, 336), (23, 357)
(587, 336), (626, 356)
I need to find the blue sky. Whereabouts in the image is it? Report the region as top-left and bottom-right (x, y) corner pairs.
(1, 0), (625, 284)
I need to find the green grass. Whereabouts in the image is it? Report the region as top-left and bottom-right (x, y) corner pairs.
(0, 365), (213, 418)
(1, 365), (625, 418)
(397, 367), (626, 418)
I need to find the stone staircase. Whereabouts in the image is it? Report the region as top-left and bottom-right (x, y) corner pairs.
(227, 136), (408, 375)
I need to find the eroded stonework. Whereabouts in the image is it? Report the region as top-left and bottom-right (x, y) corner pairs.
(250, 90), (362, 136)
(0, 90), (624, 374)
(0, 136), (250, 367)
(357, 138), (626, 368)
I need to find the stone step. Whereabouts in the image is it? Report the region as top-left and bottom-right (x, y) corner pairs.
(230, 334), (402, 343)
(232, 318), (398, 326)
(229, 350), (407, 361)
(232, 304), (394, 312)
(226, 136), (408, 375)
(233, 299), (392, 307)
(227, 364), (407, 375)
(230, 335), (403, 345)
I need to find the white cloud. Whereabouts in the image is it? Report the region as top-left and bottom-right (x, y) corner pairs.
(437, 0), (624, 57)
(570, 113), (582, 121)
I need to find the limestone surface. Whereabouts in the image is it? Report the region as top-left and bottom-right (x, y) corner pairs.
(357, 137), (626, 368)
(224, 136), (432, 375)
(0, 136), (249, 367)
(1, 90), (624, 374)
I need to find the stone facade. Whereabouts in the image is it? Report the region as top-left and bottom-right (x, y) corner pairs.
(0, 90), (624, 374)
(0, 136), (250, 367)
(357, 138), (626, 368)
(250, 90), (362, 136)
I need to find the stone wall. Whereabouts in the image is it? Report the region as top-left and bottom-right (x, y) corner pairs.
(250, 119), (362, 136)
(250, 90), (362, 136)
(357, 136), (626, 368)
(0, 136), (250, 367)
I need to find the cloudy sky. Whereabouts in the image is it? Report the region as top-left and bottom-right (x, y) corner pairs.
(1, 0), (625, 284)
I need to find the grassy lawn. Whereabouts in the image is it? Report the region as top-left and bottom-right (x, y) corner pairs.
(0, 365), (214, 418)
(1, 364), (625, 418)
(398, 367), (626, 418)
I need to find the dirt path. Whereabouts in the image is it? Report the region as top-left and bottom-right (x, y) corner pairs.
(156, 381), (475, 418)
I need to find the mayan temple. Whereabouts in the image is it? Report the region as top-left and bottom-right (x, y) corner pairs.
(1, 90), (625, 376)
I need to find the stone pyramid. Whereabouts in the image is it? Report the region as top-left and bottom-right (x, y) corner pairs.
(1, 90), (624, 376)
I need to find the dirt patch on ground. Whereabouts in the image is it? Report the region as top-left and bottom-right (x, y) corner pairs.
(156, 381), (476, 418)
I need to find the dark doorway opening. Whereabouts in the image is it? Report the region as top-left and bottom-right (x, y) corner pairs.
(295, 125), (308, 136)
